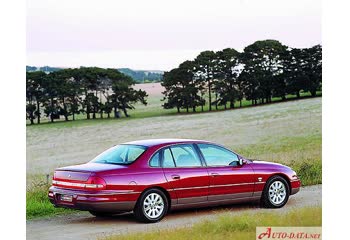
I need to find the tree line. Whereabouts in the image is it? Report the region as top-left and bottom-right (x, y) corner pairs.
(26, 67), (148, 124)
(117, 68), (163, 83)
(26, 66), (164, 83)
(161, 40), (322, 113)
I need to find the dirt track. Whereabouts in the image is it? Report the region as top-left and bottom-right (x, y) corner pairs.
(27, 185), (321, 240)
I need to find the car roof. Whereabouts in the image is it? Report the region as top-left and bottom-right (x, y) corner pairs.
(123, 138), (211, 147)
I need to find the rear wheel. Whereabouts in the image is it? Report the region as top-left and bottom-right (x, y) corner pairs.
(134, 188), (168, 223)
(261, 176), (290, 208)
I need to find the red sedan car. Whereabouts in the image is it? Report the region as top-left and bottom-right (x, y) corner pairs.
(48, 139), (301, 223)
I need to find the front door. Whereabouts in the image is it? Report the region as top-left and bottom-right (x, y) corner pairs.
(162, 144), (210, 204)
(196, 143), (255, 201)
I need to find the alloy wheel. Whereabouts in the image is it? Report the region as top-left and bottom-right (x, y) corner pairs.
(268, 180), (287, 205)
(143, 192), (165, 219)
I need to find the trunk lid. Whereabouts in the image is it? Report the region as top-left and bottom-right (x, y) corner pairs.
(54, 163), (128, 181)
(54, 170), (91, 182)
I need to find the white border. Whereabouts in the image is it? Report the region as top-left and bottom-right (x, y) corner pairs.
(0, 0), (26, 239)
(323, 0), (350, 239)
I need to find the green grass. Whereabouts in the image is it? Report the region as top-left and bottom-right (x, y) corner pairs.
(26, 184), (75, 219)
(102, 207), (321, 240)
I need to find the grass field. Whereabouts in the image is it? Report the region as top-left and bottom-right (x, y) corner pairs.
(102, 207), (321, 240)
(26, 83), (321, 219)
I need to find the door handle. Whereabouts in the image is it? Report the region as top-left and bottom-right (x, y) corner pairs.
(210, 173), (219, 177)
(171, 174), (180, 180)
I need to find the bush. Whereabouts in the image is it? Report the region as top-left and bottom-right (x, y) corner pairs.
(291, 160), (322, 186)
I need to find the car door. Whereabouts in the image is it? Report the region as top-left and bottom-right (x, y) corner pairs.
(196, 143), (255, 201)
(162, 144), (210, 205)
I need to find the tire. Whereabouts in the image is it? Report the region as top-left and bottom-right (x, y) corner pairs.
(134, 188), (168, 223)
(261, 175), (290, 208)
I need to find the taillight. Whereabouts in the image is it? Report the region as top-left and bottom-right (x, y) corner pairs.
(52, 176), (106, 190)
(85, 176), (107, 190)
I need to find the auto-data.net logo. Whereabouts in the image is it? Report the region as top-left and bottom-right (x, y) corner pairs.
(256, 227), (322, 240)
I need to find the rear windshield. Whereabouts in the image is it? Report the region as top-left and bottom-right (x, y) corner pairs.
(90, 144), (147, 165)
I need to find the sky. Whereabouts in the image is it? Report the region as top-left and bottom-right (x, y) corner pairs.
(26, 0), (321, 71)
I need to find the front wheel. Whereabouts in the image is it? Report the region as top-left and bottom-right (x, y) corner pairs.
(261, 176), (290, 208)
(134, 188), (168, 223)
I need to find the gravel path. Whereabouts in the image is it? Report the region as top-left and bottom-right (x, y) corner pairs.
(27, 185), (321, 240)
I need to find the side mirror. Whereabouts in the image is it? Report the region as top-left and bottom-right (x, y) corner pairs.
(239, 158), (243, 166)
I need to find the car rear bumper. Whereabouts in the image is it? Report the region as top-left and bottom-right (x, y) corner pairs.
(48, 186), (137, 212)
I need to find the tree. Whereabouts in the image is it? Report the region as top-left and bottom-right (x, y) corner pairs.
(26, 67), (148, 123)
(283, 45), (322, 98)
(283, 48), (305, 98)
(107, 69), (148, 118)
(66, 69), (84, 120)
(49, 69), (81, 121)
(162, 61), (203, 112)
(162, 69), (183, 113)
(75, 67), (103, 119)
(101, 100), (113, 118)
(26, 103), (36, 125)
(214, 48), (242, 109)
(26, 71), (46, 124)
(42, 73), (61, 122)
(241, 40), (287, 103)
(194, 51), (217, 111)
(100, 75), (113, 119)
(302, 45), (322, 96)
(178, 61), (203, 112)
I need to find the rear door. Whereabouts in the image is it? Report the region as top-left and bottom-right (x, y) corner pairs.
(162, 144), (210, 204)
(196, 143), (255, 201)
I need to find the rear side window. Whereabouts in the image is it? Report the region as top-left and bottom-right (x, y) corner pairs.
(163, 148), (176, 167)
(169, 144), (202, 167)
(149, 152), (160, 167)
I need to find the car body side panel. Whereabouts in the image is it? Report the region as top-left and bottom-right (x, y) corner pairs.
(206, 164), (256, 201)
(249, 161), (301, 195)
(162, 168), (210, 204)
(102, 168), (177, 202)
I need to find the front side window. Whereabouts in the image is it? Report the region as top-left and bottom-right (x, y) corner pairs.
(169, 144), (202, 167)
(91, 144), (147, 165)
(198, 144), (239, 166)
